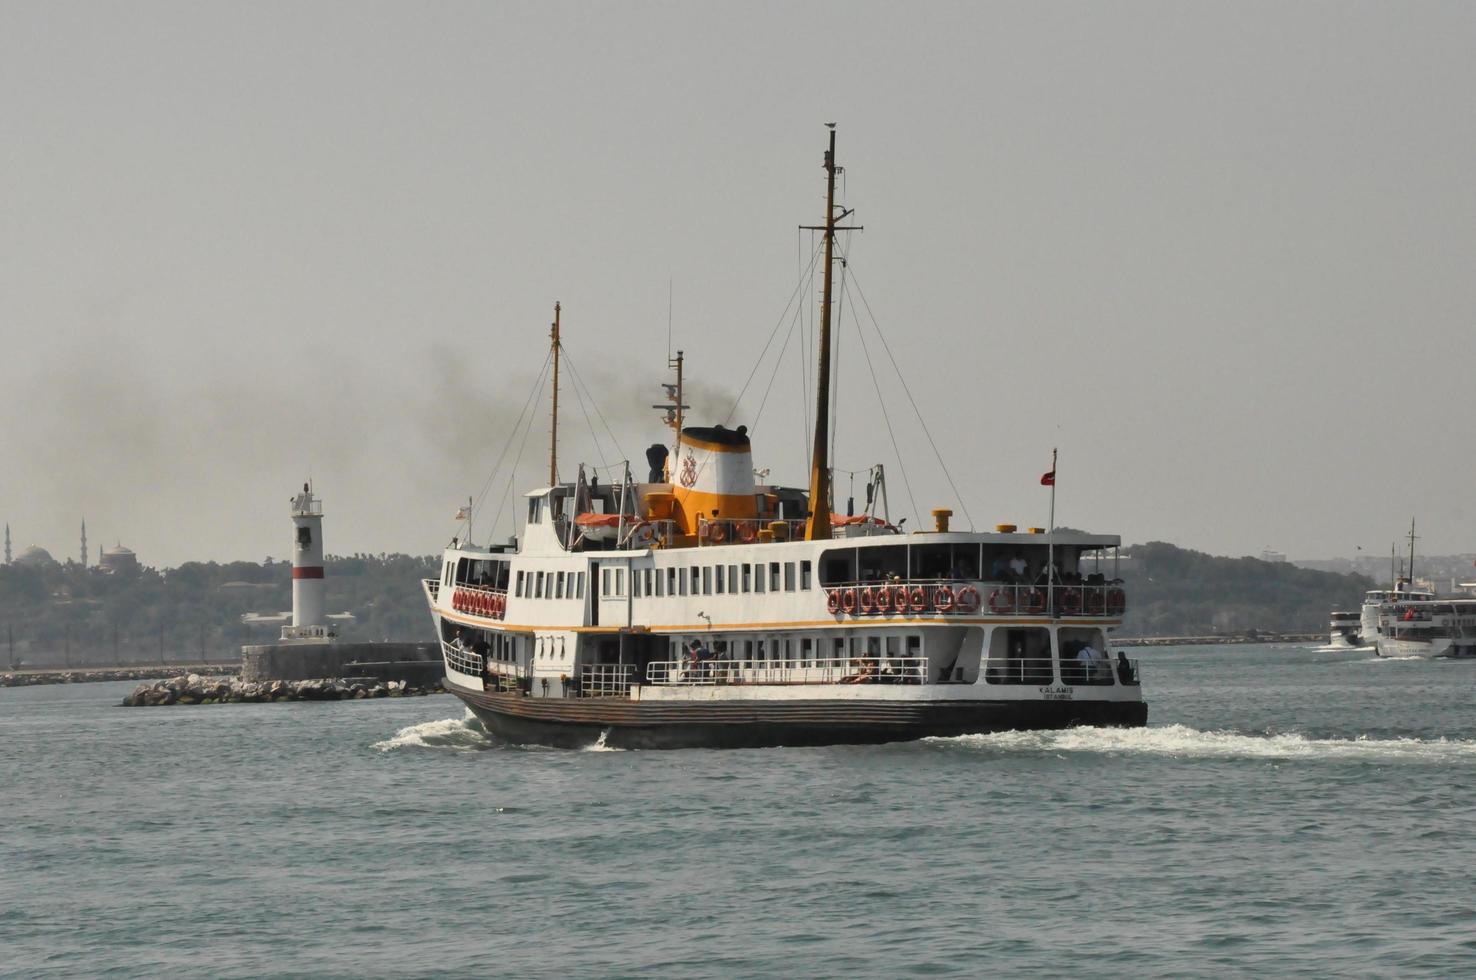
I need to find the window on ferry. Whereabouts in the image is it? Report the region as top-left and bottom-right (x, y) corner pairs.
(678, 571), (688, 596)
(754, 568), (765, 594)
(801, 637), (814, 666)
(820, 549), (857, 587)
(655, 569), (665, 597)
(728, 564), (738, 591)
(833, 636), (848, 659)
(515, 570), (525, 597)
(742, 564), (753, 593)
(644, 568), (653, 596)
(689, 566), (699, 595)
(576, 572), (585, 599)
(769, 562), (781, 591)
(528, 498), (540, 525)
(556, 571), (566, 599)
(714, 565), (724, 594)
(602, 569), (611, 595)
(1058, 627), (1111, 686)
(535, 571), (545, 599)
(702, 567), (712, 595)
(668, 568), (678, 596)
(906, 635), (921, 659)
(615, 568), (625, 595)
(985, 627), (1054, 686)
(865, 636), (881, 658)
(800, 560), (812, 590)
(632, 571), (642, 598)
(784, 562), (796, 591)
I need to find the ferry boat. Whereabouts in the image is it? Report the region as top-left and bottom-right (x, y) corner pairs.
(1376, 597), (1476, 658)
(421, 127), (1147, 749)
(1327, 610), (1365, 648)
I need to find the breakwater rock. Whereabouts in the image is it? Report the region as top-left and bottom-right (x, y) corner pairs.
(121, 673), (445, 706)
(3, 664), (239, 688)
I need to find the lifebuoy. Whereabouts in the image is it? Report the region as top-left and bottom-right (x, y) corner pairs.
(710, 523), (728, 543)
(909, 586), (929, 612)
(858, 586), (876, 614)
(893, 584), (911, 613)
(956, 585), (981, 613)
(1106, 588), (1126, 615)
(1058, 588), (1082, 615)
(841, 587), (858, 614)
(492, 594), (504, 617)
(989, 588), (1016, 615)
(454, 589), (465, 612)
(935, 585), (956, 613)
(1022, 589), (1046, 614)
(827, 589), (841, 615)
(1084, 590), (1106, 615)
(874, 584), (894, 613)
(738, 521), (758, 543)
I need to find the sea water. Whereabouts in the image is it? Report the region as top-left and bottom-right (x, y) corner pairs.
(3, 645), (1475, 978)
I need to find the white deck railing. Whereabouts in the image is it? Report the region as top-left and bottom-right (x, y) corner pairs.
(645, 655), (929, 687)
(577, 664), (636, 697)
(823, 581), (1126, 618)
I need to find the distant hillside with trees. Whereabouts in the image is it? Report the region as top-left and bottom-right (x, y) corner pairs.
(1, 554), (437, 668)
(1116, 541), (1373, 637)
(1, 541), (1374, 667)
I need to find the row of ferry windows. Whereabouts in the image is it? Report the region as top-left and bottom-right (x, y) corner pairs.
(513, 570), (587, 601)
(633, 560), (812, 599)
(509, 560), (815, 601)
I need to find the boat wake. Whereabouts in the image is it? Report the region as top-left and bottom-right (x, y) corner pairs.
(1355, 655), (1424, 663)
(373, 710), (495, 752)
(927, 724), (1476, 763)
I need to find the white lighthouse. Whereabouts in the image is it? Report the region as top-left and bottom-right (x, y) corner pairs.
(281, 483), (336, 642)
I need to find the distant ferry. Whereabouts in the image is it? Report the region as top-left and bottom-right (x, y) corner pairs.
(420, 127), (1147, 749)
(1376, 596), (1476, 658)
(1327, 610), (1366, 648)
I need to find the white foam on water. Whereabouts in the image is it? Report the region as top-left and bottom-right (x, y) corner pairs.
(1355, 655), (1424, 663)
(373, 710), (491, 752)
(929, 724), (1476, 763)
(580, 729), (625, 752)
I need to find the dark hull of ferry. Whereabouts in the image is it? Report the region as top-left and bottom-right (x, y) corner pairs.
(447, 680), (1148, 750)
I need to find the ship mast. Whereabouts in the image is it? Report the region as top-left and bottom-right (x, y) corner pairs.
(1406, 517), (1418, 588)
(803, 124), (860, 541)
(549, 302), (561, 487)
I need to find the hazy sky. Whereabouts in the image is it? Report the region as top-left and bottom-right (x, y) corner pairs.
(4, 1), (1474, 568)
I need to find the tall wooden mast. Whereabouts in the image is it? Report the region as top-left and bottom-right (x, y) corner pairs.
(549, 301), (561, 487)
(803, 124), (853, 541)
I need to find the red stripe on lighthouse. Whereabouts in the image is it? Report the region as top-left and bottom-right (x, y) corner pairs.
(292, 567), (325, 579)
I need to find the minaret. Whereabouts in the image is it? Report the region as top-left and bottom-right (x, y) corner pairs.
(80, 519), (88, 568)
(282, 483), (332, 641)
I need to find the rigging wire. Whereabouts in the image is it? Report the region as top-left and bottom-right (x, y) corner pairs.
(560, 345), (626, 470)
(749, 292), (807, 435)
(492, 363), (551, 541)
(722, 238), (825, 427)
(563, 355), (611, 474)
(461, 347), (553, 537)
(841, 253), (976, 530)
(842, 277), (922, 526)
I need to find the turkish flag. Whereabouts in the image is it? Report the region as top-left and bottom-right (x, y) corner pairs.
(1040, 471), (1055, 486)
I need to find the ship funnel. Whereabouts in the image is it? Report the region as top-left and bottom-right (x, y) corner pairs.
(645, 443), (669, 483)
(670, 424), (757, 536)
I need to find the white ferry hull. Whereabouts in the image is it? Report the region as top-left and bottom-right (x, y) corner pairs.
(1376, 636), (1473, 659)
(445, 676), (1147, 750)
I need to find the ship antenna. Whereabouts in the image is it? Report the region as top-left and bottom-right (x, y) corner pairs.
(1406, 517), (1418, 589)
(801, 124), (860, 541)
(549, 302), (561, 487)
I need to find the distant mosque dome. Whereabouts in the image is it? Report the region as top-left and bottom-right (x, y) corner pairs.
(14, 545), (57, 566)
(99, 543), (140, 574)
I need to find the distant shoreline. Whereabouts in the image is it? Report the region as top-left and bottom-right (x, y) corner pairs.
(1115, 633), (1324, 647)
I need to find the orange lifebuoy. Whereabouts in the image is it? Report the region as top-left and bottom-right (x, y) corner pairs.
(841, 588), (858, 614)
(893, 584), (911, 614)
(738, 521), (758, 543)
(1084, 590), (1106, 615)
(710, 523), (728, 543)
(827, 589), (841, 615)
(909, 586), (929, 612)
(874, 585), (894, 613)
(1106, 588), (1126, 615)
(989, 588), (1016, 614)
(1058, 588), (1082, 615)
(935, 585), (956, 613)
(858, 586), (876, 614)
(956, 585), (981, 613)
(1022, 589), (1046, 614)
(454, 589), (465, 612)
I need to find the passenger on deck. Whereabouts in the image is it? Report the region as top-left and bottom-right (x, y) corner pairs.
(1076, 643), (1106, 682)
(1008, 555), (1028, 582)
(990, 557), (1009, 580)
(1116, 651), (1135, 685)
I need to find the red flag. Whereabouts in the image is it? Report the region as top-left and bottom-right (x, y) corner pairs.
(1040, 470), (1055, 486)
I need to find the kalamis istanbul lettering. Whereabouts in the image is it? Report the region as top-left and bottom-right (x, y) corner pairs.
(1039, 684), (1074, 701)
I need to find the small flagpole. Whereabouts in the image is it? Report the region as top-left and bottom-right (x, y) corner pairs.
(467, 495), (474, 545)
(1047, 447), (1057, 597)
